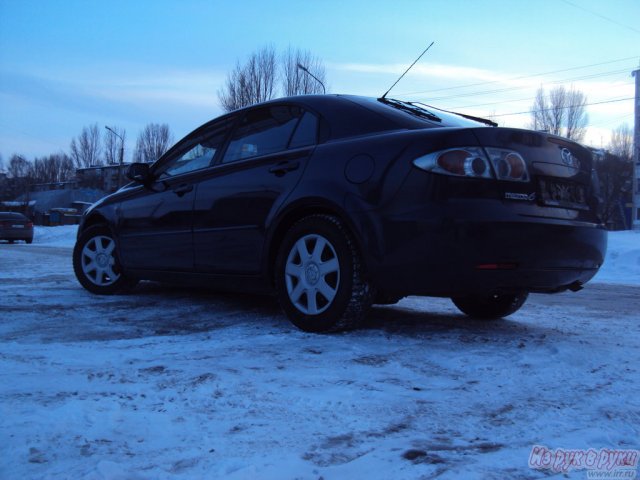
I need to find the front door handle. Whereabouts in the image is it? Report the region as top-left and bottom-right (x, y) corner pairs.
(172, 184), (193, 197)
(269, 160), (300, 177)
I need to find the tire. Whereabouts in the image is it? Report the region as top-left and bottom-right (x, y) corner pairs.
(73, 225), (137, 294)
(25, 238), (33, 244)
(451, 292), (528, 320)
(275, 214), (374, 333)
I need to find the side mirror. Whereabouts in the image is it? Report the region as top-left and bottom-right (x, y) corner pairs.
(126, 163), (152, 184)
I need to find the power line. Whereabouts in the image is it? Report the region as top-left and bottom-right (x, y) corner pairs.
(561, 0), (640, 35)
(408, 68), (632, 103)
(454, 83), (631, 110)
(395, 56), (638, 97)
(589, 113), (634, 129)
(490, 97), (634, 118)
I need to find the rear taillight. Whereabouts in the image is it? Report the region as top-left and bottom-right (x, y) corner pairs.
(413, 147), (492, 179)
(26, 222), (33, 228)
(413, 147), (530, 183)
(485, 148), (529, 182)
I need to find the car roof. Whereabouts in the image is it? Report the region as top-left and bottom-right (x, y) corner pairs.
(234, 94), (487, 139)
(219, 94), (442, 142)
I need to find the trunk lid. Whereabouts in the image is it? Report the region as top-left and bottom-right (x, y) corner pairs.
(471, 128), (598, 218)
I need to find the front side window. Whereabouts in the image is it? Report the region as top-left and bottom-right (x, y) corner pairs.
(157, 117), (234, 179)
(222, 106), (304, 164)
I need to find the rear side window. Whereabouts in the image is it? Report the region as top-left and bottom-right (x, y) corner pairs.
(222, 106), (303, 163)
(289, 112), (318, 149)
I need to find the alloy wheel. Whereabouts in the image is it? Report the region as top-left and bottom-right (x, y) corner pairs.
(284, 234), (340, 315)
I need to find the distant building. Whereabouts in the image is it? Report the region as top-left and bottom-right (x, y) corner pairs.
(30, 181), (77, 192)
(76, 163), (130, 192)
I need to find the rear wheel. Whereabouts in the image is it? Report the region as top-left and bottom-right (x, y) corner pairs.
(73, 225), (137, 294)
(275, 215), (374, 332)
(452, 292), (528, 320)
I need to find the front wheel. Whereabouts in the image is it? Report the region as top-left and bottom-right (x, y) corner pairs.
(73, 225), (137, 294)
(275, 215), (374, 333)
(452, 292), (528, 320)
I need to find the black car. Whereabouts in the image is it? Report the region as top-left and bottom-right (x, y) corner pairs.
(0, 212), (34, 244)
(73, 95), (606, 332)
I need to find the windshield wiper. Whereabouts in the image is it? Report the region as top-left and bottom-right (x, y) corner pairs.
(412, 102), (498, 127)
(378, 98), (442, 122)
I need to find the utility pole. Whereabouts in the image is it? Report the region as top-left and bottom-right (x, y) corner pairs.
(105, 126), (125, 190)
(633, 68), (640, 230)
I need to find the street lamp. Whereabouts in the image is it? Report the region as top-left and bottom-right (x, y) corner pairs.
(105, 126), (124, 189)
(296, 63), (326, 94)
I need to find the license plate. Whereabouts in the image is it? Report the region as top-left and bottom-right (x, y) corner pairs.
(539, 178), (588, 210)
(12, 224), (25, 228)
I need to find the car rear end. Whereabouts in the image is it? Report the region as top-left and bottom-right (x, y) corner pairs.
(0, 213), (34, 243)
(371, 127), (607, 297)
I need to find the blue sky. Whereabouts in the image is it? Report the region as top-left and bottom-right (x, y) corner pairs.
(0, 0), (638, 162)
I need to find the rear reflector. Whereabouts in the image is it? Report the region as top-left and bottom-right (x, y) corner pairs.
(475, 263), (518, 270)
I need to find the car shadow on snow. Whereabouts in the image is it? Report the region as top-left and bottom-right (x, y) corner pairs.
(98, 282), (558, 344)
(363, 303), (554, 342)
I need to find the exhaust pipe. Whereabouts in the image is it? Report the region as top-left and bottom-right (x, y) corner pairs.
(568, 281), (583, 292)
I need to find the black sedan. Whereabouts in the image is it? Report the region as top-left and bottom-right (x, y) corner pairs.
(73, 95), (606, 332)
(0, 212), (34, 244)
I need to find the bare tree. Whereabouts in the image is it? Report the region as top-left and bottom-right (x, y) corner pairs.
(218, 46), (279, 112)
(104, 126), (126, 165)
(70, 123), (102, 168)
(7, 154), (31, 178)
(565, 87), (588, 142)
(547, 86), (566, 136)
(593, 122), (635, 229)
(31, 154), (75, 184)
(134, 123), (173, 163)
(530, 86), (588, 141)
(594, 150), (633, 229)
(531, 87), (551, 132)
(5, 154), (32, 198)
(0, 154), (4, 173)
(609, 123), (633, 161)
(282, 47), (327, 96)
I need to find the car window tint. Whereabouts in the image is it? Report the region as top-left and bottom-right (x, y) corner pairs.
(288, 112), (318, 148)
(158, 118), (233, 179)
(222, 106), (302, 164)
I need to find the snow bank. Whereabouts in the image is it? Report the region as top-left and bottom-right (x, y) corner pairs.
(34, 225), (77, 247)
(594, 230), (640, 286)
(32, 226), (640, 286)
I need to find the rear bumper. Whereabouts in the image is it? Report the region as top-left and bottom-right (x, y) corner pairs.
(0, 228), (33, 241)
(364, 207), (607, 297)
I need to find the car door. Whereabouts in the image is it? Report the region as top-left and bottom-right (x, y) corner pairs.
(117, 117), (235, 271)
(193, 104), (318, 274)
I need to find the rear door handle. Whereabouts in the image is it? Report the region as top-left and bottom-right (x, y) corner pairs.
(172, 184), (193, 197)
(269, 160), (300, 177)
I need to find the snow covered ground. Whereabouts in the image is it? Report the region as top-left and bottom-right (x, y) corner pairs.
(1, 227), (638, 479)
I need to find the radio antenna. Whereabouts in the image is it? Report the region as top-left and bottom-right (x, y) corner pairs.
(381, 41), (434, 99)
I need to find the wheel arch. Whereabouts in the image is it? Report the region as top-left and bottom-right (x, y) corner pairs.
(78, 212), (113, 237)
(264, 198), (368, 286)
